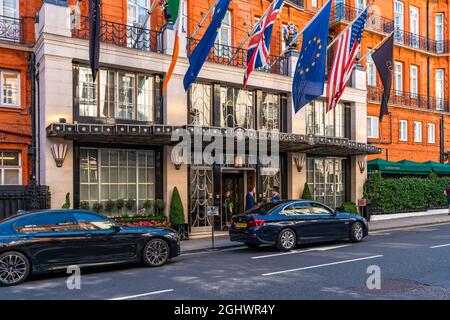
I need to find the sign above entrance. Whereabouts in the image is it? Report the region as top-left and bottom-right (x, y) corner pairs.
(206, 206), (219, 216)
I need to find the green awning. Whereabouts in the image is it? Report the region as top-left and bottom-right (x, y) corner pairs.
(396, 160), (431, 175)
(423, 161), (450, 175)
(368, 158), (407, 174)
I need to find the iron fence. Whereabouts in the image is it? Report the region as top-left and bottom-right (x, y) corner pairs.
(0, 184), (51, 220)
(0, 14), (22, 43)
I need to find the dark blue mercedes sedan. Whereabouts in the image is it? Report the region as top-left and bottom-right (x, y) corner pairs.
(229, 200), (369, 251)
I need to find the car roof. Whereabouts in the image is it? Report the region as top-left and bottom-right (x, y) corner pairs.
(0, 209), (99, 225)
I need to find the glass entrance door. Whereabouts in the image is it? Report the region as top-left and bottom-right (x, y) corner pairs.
(221, 173), (244, 230)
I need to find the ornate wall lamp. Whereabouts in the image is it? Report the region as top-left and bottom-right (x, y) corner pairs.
(293, 154), (306, 173)
(50, 143), (68, 168)
(171, 148), (184, 170)
(358, 159), (367, 174)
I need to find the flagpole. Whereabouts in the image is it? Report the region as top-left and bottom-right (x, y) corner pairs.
(326, 4), (372, 50)
(267, 0), (332, 70)
(357, 31), (395, 64)
(191, 0), (220, 39)
(227, 2), (284, 66)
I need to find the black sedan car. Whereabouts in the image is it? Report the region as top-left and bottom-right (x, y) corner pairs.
(0, 210), (180, 286)
(229, 200), (368, 251)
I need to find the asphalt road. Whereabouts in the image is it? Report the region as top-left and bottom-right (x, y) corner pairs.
(2, 223), (450, 300)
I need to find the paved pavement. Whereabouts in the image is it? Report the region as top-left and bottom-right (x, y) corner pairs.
(181, 213), (450, 253)
(2, 222), (450, 300)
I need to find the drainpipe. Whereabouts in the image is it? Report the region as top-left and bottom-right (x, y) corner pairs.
(427, 0), (431, 109)
(28, 53), (37, 185)
(440, 115), (445, 163)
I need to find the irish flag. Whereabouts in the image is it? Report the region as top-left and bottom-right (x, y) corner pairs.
(162, 0), (182, 93)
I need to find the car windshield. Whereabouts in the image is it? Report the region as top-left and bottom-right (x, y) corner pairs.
(245, 202), (282, 216)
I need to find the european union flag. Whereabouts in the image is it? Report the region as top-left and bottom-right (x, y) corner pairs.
(183, 0), (232, 90)
(292, 1), (331, 113)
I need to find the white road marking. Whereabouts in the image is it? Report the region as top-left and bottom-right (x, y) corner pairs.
(369, 232), (392, 236)
(251, 244), (351, 260)
(261, 255), (383, 276)
(109, 289), (174, 300)
(430, 243), (450, 249)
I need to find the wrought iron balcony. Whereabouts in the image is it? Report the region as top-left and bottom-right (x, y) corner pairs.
(285, 0), (305, 8)
(72, 15), (162, 53)
(187, 38), (289, 77)
(394, 29), (449, 54)
(0, 15), (22, 43)
(368, 86), (449, 113)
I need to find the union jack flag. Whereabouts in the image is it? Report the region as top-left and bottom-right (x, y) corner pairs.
(243, 0), (284, 88)
(326, 7), (368, 113)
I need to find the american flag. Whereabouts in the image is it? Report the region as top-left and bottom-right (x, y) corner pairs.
(326, 7), (368, 112)
(244, 0), (284, 88)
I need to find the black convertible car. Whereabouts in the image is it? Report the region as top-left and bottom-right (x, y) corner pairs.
(0, 210), (180, 286)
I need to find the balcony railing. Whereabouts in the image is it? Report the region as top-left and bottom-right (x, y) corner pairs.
(0, 14), (22, 43)
(286, 0), (305, 8)
(187, 38), (289, 77)
(368, 86), (449, 113)
(331, 4), (449, 54)
(72, 15), (162, 53)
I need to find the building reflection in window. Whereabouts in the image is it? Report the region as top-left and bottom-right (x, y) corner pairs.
(260, 92), (280, 131)
(220, 87), (255, 129)
(189, 83), (212, 126)
(306, 100), (345, 138)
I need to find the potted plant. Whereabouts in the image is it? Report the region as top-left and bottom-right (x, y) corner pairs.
(143, 200), (155, 215)
(92, 202), (103, 213)
(105, 200), (115, 213)
(169, 187), (188, 240)
(79, 201), (90, 210)
(301, 183), (313, 200)
(125, 198), (135, 214)
(116, 199), (125, 214)
(62, 192), (71, 209)
(155, 199), (165, 215)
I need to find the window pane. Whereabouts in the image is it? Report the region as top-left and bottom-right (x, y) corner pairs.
(117, 73), (135, 119)
(79, 67), (97, 116)
(4, 169), (19, 184)
(2, 72), (19, 106)
(190, 83), (211, 126)
(137, 75), (153, 121)
(99, 70), (115, 118)
(2, 151), (19, 166)
(260, 93), (280, 131)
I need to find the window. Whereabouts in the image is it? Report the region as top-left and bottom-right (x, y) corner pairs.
(215, 10), (232, 57)
(260, 93), (280, 131)
(311, 0), (318, 8)
(436, 69), (445, 111)
(366, 50), (376, 86)
(0, 0), (19, 41)
(355, 0), (366, 13)
(311, 202), (334, 215)
(306, 158), (345, 208)
(189, 83), (212, 126)
(395, 62), (403, 95)
(15, 213), (78, 234)
(394, 1), (404, 43)
(409, 6), (419, 48)
(283, 202), (310, 216)
(79, 148), (156, 211)
(127, 0), (151, 50)
(0, 70), (20, 107)
(427, 123), (436, 144)
(399, 120), (408, 141)
(74, 213), (116, 231)
(413, 121), (422, 142)
(220, 87), (255, 129)
(0, 151), (21, 185)
(367, 116), (379, 139)
(306, 100), (346, 138)
(436, 14), (444, 53)
(78, 66), (156, 121)
(0, 0), (19, 18)
(410, 65), (418, 97)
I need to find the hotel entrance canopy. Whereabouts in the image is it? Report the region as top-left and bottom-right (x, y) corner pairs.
(47, 123), (382, 157)
(368, 159), (450, 175)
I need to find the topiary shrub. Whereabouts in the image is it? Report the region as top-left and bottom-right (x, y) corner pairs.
(116, 199), (125, 211)
(105, 200), (115, 213)
(338, 202), (359, 214)
(155, 199), (165, 215)
(301, 183), (313, 200)
(169, 187), (185, 225)
(125, 198), (135, 212)
(79, 201), (90, 210)
(92, 202), (103, 213)
(62, 192), (71, 209)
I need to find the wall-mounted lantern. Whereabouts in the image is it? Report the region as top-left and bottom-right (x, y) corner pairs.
(358, 159), (367, 174)
(50, 143), (68, 168)
(171, 148), (184, 170)
(293, 154), (306, 173)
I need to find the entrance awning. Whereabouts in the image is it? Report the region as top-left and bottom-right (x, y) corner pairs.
(423, 161), (450, 175)
(369, 159), (450, 175)
(368, 158), (407, 174)
(46, 123), (382, 157)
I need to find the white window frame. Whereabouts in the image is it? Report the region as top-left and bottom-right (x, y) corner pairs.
(366, 50), (376, 86)
(0, 69), (20, 108)
(355, 0), (366, 13)
(436, 69), (445, 111)
(427, 123), (436, 144)
(367, 116), (379, 139)
(399, 120), (408, 141)
(395, 62), (403, 96)
(0, 0), (19, 18)
(410, 65), (418, 97)
(436, 13), (444, 53)
(215, 10), (232, 57)
(409, 6), (419, 48)
(311, 0), (318, 8)
(413, 121), (422, 143)
(394, 1), (404, 43)
(0, 151), (22, 185)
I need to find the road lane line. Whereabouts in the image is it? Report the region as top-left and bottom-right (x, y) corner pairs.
(109, 289), (174, 300)
(261, 255), (383, 276)
(430, 243), (450, 249)
(251, 244), (351, 260)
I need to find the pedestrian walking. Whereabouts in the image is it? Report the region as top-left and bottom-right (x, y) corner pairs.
(271, 186), (281, 203)
(444, 182), (450, 215)
(245, 185), (256, 211)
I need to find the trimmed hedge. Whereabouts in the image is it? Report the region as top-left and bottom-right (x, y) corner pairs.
(364, 172), (449, 214)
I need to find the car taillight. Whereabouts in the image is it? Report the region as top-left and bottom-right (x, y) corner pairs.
(248, 219), (265, 228)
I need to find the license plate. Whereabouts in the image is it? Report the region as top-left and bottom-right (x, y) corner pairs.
(236, 223), (247, 229)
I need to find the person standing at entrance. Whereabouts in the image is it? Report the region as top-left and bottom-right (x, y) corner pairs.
(271, 186), (281, 203)
(245, 185), (256, 211)
(444, 182), (450, 215)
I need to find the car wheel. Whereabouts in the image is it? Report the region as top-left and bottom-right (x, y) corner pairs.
(276, 229), (297, 251)
(350, 222), (364, 242)
(143, 238), (170, 267)
(244, 243), (260, 249)
(0, 251), (31, 286)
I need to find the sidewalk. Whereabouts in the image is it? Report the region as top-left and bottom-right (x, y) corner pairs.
(180, 212), (450, 253)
